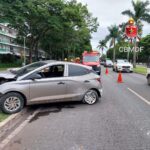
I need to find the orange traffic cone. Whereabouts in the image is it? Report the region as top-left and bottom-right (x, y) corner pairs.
(105, 68), (109, 75)
(117, 72), (123, 83)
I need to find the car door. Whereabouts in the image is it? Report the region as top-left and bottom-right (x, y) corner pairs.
(64, 64), (91, 101)
(28, 64), (67, 104)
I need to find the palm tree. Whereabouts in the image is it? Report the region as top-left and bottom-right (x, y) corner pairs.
(97, 40), (107, 56)
(122, 0), (150, 67)
(105, 25), (120, 63)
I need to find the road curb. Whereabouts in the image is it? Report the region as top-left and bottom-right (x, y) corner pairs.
(0, 109), (27, 142)
(0, 108), (40, 149)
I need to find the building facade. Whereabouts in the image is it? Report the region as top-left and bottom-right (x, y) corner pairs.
(0, 23), (25, 57)
(0, 23), (46, 60)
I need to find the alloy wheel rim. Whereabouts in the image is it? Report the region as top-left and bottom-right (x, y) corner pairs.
(4, 97), (21, 112)
(85, 91), (96, 104)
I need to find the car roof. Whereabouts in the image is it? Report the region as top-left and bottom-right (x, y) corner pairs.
(41, 60), (92, 70)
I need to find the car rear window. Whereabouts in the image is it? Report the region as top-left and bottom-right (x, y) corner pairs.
(68, 65), (90, 76)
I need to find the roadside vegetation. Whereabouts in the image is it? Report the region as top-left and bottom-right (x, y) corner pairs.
(0, 63), (21, 69)
(0, 112), (9, 122)
(133, 65), (147, 75)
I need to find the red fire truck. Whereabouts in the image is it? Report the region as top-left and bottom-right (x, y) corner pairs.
(82, 51), (101, 75)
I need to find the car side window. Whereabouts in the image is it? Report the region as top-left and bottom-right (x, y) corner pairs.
(38, 65), (65, 78)
(68, 65), (90, 76)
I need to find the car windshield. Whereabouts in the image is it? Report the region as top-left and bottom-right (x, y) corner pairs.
(83, 55), (99, 62)
(117, 60), (129, 63)
(10, 62), (46, 77)
(106, 60), (112, 63)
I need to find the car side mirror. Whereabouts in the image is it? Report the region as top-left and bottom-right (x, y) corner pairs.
(29, 73), (42, 80)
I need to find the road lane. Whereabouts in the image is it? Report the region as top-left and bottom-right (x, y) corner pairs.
(3, 67), (150, 150)
(128, 88), (150, 105)
(104, 67), (150, 102)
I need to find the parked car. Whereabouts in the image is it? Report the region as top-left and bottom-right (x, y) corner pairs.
(113, 59), (133, 72)
(0, 61), (102, 114)
(100, 61), (105, 66)
(146, 68), (150, 85)
(104, 60), (113, 67)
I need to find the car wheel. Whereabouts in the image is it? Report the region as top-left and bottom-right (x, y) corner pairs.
(113, 67), (115, 71)
(147, 76), (150, 86)
(0, 92), (24, 114)
(116, 67), (119, 72)
(83, 90), (98, 105)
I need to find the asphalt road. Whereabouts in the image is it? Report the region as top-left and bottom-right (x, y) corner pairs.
(3, 67), (150, 150)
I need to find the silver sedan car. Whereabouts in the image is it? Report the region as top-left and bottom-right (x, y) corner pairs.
(0, 61), (102, 114)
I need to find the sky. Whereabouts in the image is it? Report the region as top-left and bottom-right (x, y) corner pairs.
(77, 0), (150, 51)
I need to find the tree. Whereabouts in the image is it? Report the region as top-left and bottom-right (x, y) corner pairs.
(122, 0), (150, 67)
(97, 40), (107, 55)
(39, 0), (97, 60)
(0, 0), (99, 62)
(105, 25), (120, 62)
(138, 34), (150, 65)
(107, 41), (134, 61)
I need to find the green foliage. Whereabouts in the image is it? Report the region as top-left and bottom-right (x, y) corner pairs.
(0, 112), (9, 122)
(0, 0), (99, 61)
(138, 34), (150, 63)
(133, 65), (147, 75)
(105, 25), (121, 62)
(0, 54), (22, 68)
(97, 40), (107, 54)
(122, 0), (150, 24)
(107, 41), (134, 61)
(106, 25), (121, 46)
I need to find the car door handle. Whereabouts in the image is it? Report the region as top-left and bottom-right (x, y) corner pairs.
(84, 80), (90, 83)
(57, 82), (65, 85)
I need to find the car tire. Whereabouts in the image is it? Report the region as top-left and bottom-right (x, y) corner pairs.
(83, 90), (99, 105)
(113, 67), (115, 72)
(147, 76), (150, 86)
(116, 67), (119, 72)
(0, 92), (24, 114)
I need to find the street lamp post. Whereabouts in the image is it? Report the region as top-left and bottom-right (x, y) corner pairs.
(23, 34), (31, 66)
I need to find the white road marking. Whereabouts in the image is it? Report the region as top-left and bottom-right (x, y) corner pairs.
(128, 88), (150, 105)
(0, 108), (41, 149)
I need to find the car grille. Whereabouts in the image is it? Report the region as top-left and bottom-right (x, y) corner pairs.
(122, 66), (130, 68)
